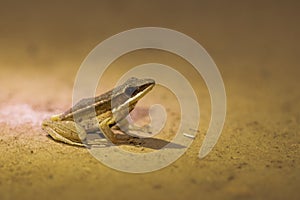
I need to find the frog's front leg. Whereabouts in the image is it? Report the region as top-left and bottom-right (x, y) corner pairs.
(42, 120), (87, 147)
(116, 118), (153, 135)
(99, 118), (143, 145)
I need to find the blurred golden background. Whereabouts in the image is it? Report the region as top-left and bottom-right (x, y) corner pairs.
(0, 1), (299, 200)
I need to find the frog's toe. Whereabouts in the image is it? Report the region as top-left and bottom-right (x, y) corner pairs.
(128, 137), (144, 146)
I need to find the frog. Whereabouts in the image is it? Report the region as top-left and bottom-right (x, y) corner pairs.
(42, 77), (155, 147)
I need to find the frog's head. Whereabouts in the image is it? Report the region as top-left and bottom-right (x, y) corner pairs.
(123, 77), (155, 100)
(111, 77), (155, 112)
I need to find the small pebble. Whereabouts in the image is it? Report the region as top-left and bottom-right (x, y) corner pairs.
(183, 133), (195, 139)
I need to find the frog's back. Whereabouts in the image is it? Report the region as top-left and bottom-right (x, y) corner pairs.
(59, 91), (112, 121)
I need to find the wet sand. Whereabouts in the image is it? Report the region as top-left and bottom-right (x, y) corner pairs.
(0, 1), (299, 200)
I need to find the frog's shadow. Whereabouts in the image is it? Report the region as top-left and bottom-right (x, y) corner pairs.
(47, 134), (186, 150)
(126, 137), (185, 150)
(99, 131), (186, 150)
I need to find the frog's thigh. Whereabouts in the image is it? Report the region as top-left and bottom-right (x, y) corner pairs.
(44, 126), (86, 147)
(43, 121), (87, 147)
(99, 118), (142, 145)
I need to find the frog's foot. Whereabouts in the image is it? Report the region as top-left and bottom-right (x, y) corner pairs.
(100, 118), (144, 146)
(114, 133), (144, 146)
(116, 119), (153, 135)
(128, 125), (153, 137)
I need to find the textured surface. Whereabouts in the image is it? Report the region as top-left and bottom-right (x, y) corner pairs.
(0, 1), (299, 200)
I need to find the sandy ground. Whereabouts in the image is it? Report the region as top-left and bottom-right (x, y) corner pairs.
(0, 1), (299, 200)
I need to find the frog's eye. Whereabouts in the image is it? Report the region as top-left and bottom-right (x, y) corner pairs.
(125, 86), (137, 97)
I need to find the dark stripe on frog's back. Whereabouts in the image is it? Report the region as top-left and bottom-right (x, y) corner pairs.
(59, 78), (134, 121)
(60, 91), (113, 121)
(59, 85), (131, 121)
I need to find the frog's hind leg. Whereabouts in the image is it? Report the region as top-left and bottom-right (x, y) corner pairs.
(42, 120), (87, 147)
(43, 126), (87, 147)
(99, 118), (143, 145)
